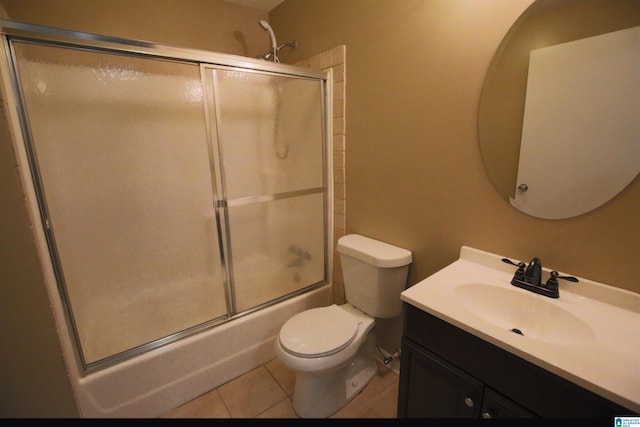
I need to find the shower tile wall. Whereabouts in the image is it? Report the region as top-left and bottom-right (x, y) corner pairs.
(295, 45), (347, 305)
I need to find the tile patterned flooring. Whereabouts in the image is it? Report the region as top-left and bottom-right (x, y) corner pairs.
(161, 357), (400, 418)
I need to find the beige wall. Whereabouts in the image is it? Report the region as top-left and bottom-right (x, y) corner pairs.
(0, 0), (269, 417)
(271, 0), (640, 296)
(0, 1), (78, 417)
(0, 48), (79, 419)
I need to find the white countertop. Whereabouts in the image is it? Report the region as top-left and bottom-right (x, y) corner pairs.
(401, 246), (640, 413)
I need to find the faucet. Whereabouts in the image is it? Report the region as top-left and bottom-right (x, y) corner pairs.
(501, 257), (578, 298)
(523, 257), (542, 286)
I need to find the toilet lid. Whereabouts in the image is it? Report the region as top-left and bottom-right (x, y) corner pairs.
(279, 305), (359, 358)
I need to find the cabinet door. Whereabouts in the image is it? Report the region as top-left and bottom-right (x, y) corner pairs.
(480, 388), (538, 418)
(398, 338), (483, 418)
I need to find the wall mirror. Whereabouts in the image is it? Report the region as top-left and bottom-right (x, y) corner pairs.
(478, 0), (640, 220)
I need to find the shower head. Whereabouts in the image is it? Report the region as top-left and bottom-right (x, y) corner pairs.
(258, 20), (277, 52)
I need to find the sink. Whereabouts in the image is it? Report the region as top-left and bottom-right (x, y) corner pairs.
(400, 245), (640, 413)
(454, 283), (596, 346)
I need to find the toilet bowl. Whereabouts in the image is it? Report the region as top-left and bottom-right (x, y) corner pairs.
(275, 234), (412, 418)
(275, 303), (378, 418)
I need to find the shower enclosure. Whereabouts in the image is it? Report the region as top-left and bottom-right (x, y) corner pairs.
(1, 21), (331, 415)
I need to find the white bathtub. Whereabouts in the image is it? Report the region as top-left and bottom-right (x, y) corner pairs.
(73, 285), (331, 417)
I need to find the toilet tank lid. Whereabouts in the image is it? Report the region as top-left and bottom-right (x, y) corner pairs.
(337, 234), (412, 268)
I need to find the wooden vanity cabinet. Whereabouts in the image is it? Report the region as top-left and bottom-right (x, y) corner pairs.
(398, 338), (535, 418)
(397, 304), (633, 419)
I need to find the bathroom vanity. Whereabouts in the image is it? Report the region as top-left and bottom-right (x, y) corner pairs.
(397, 247), (640, 418)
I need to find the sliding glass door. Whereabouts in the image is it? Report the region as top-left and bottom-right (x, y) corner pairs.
(205, 68), (326, 312)
(12, 42), (228, 364)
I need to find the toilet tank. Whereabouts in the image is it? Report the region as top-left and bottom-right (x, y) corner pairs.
(337, 234), (412, 318)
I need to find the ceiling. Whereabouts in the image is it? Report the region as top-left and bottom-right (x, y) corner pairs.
(224, 0), (285, 12)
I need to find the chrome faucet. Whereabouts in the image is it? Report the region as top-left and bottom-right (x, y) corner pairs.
(501, 257), (578, 299)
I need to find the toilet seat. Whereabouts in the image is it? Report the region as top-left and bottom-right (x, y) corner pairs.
(279, 305), (359, 358)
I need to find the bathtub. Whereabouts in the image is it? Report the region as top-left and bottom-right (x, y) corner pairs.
(71, 285), (331, 417)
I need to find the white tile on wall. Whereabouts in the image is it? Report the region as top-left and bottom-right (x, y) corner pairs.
(295, 45), (347, 305)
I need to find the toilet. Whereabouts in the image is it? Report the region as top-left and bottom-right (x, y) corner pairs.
(275, 234), (412, 418)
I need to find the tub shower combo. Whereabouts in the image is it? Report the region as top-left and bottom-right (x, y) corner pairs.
(0, 21), (331, 416)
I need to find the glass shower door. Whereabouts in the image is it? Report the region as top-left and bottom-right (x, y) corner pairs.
(205, 68), (327, 312)
(12, 42), (229, 365)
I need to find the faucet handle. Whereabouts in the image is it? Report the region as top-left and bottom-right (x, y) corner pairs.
(501, 258), (526, 281)
(545, 270), (579, 291)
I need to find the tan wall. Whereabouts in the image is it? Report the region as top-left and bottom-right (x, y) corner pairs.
(0, 50), (79, 419)
(0, 0), (269, 417)
(270, 0), (640, 296)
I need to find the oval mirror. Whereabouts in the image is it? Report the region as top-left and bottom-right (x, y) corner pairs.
(478, 0), (640, 220)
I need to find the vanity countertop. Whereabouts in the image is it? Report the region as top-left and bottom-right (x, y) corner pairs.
(401, 246), (640, 413)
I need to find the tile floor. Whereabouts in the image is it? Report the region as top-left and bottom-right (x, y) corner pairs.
(161, 357), (400, 418)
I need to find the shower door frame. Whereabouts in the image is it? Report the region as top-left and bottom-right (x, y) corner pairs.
(0, 20), (332, 374)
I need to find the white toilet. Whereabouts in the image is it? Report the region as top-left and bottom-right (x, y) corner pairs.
(275, 234), (412, 418)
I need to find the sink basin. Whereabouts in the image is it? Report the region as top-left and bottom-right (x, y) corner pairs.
(454, 283), (596, 346)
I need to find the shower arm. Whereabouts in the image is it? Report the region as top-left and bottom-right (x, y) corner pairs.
(257, 40), (297, 62)
(276, 41), (297, 51)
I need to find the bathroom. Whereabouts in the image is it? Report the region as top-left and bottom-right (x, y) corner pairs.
(1, 0), (638, 418)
